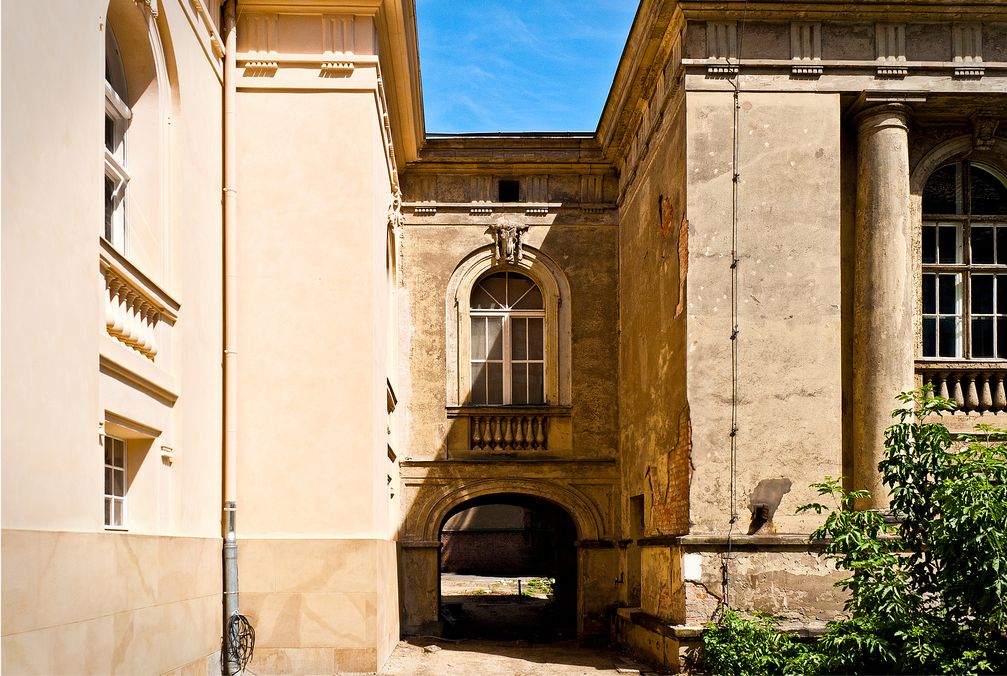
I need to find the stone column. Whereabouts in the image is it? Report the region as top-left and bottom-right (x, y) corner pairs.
(852, 103), (915, 510)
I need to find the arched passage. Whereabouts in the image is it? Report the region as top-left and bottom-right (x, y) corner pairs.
(438, 493), (578, 641)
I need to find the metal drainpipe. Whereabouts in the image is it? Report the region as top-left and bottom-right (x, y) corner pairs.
(222, 0), (240, 673)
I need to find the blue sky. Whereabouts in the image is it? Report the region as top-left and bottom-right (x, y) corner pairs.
(416, 1), (637, 133)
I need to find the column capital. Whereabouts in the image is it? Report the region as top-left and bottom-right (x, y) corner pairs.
(854, 102), (911, 132)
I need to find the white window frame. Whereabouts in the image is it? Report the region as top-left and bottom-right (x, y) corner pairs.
(469, 275), (547, 405)
(921, 160), (1007, 360)
(446, 246), (573, 408)
(104, 30), (130, 252)
(104, 435), (127, 530)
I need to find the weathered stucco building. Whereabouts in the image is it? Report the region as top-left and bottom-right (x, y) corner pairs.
(3, 0), (1006, 673)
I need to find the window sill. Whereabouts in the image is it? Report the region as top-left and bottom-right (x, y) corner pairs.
(446, 404), (572, 418)
(915, 359), (1007, 370)
(104, 527), (129, 532)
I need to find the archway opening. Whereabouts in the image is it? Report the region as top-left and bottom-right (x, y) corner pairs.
(438, 493), (578, 642)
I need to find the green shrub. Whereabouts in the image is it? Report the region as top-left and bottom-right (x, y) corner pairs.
(695, 390), (1007, 675)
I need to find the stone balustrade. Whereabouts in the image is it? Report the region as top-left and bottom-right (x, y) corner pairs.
(470, 412), (548, 451)
(916, 361), (1007, 414)
(100, 241), (178, 361)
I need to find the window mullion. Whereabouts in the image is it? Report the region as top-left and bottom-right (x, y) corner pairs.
(503, 315), (512, 404)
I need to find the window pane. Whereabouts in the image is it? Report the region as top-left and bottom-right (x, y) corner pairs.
(513, 285), (544, 310)
(970, 166), (1007, 216)
(507, 274), (534, 307)
(105, 115), (115, 152)
(973, 318), (995, 358)
(1000, 276), (1007, 314)
(471, 285), (499, 310)
(973, 275), (995, 314)
(528, 318), (544, 360)
(922, 274), (936, 314)
(105, 467), (113, 494)
(923, 164), (960, 214)
(528, 364), (544, 404)
(999, 228), (1007, 264)
(922, 225), (937, 264)
(113, 500), (123, 527)
(482, 274), (508, 308)
(938, 274), (958, 314)
(512, 318), (527, 360)
(973, 227), (995, 264)
(999, 318), (1007, 359)
(113, 470), (124, 497)
(104, 437), (114, 465)
(512, 364), (528, 405)
(938, 226), (959, 263)
(105, 498), (112, 526)
(923, 317), (937, 357)
(486, 363), (503, 405)
(939, 317), (959, 357)
(114, 439), (124, 466)
(471, 317), (486, 360)
(486, 317), (503, 360)
(104, 177), (115, 241)
(470, 363), (487, 405)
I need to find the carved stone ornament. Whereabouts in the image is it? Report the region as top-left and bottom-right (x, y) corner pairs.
(972, 115), (1000, 152)
(488, 219), (530, 265)
(387, 188), (403, 230)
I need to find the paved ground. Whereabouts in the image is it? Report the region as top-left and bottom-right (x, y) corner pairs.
(364, 575), (669, 675)
(378, 639), (667, 676)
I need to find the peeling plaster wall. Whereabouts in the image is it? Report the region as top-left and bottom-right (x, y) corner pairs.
(618, 87), (692, 540)
(399, 220), (619, 460)
(686, 91), (844, 537)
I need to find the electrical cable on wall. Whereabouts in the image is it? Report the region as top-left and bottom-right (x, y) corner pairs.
(224, 612), (255, 675)
(723, 2), (751, 612)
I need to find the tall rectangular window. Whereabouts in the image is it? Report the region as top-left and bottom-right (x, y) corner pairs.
(921, 161), (1007, 359)
(104, 435), (126, 529)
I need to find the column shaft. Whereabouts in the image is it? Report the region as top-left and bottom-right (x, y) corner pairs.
(852, 104), (915, 509)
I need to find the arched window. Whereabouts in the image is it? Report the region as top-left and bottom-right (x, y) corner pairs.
(104, 26), (130, 251)
(445, 246), (571, 410)
(922, 160), (1007, 359)
(469, 272), (545, 405)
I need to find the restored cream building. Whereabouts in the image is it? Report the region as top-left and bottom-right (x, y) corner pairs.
(2, 0), (1006, 673)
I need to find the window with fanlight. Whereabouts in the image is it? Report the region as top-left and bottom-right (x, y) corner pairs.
(922, 160), (1007, 359)
(469, 271), (546, 405)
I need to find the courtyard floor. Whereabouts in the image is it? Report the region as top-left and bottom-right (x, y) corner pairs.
(377, 638), (668, 675)
(365, 574), (668, 675)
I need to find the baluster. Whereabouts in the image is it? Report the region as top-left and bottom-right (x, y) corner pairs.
(471, 416), (482, 450)
(538, 416), (547, 449)
(503, 416), (514, 449)
(112, 281), (127, 335)
(966, 373), (980, 413)
(937, 372), (950, 400)
(120, 290), (136, 345)
(979, 375), (993, 412)
(532, 416), (544, 449)
(137, 301), (152, 353)
(513, 416), (525, 449)
(104, 272), (116, 329)
(951, 375), (965, 410)
(491, 417), (503, 451)
(995, 374), (1007, 412)
(147, 310), (159, 356)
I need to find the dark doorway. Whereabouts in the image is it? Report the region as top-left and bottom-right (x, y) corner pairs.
(438, 494), (578, 641)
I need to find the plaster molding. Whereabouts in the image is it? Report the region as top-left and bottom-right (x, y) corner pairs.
(972, 114), (1001, 151)
(407, 477), (609, 542)
(952, 24), (984, 78)
(790, 22), (822, 77)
